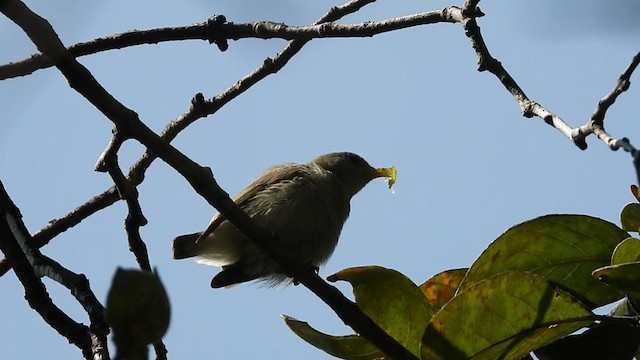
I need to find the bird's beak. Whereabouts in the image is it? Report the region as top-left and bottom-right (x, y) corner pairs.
(375, 166), (397, 189)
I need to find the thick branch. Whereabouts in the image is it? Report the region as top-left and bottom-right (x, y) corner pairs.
(1, 0), (418, 358)
(0, 186), (120, 277)
(0, 6), (466, 80)
(0, 181), (109, 360)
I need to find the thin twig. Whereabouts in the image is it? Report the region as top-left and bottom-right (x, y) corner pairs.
(0, 6), (466, 81)
(460, 1), (582, 147)
(102, 126), (170, 356)
(461, 1), (639, 156)
(578, 51), (640, 151)
(106, 155), (151, 271)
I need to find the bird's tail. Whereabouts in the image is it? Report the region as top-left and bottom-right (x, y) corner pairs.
(172, 232), (204, 259)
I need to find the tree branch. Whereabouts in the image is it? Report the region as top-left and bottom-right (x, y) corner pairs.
(0, 180), (109, 360)
(103, 150), (169, 360)
(105, 155), (151, 270)
(460, 1), (582, 147)
(1, 0), (418, 358)
(0, 0), (381, 278)
(0, 6), (467, 81)
(577, 51), (640, 151)
(461, 1), (639, 159)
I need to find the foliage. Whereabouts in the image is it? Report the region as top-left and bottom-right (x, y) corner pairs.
(285, 205), (640, 359)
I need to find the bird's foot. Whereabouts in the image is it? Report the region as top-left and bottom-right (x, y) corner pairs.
(291, 264), (320, 285)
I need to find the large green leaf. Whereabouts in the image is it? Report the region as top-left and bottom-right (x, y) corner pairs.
(283, 316), (383, 360)
(422, 271), (594, 360)
(592, 262), (640, 298)
(328, 266), (434, 357)
(459, 215), (627, 308)
(620, 203), (640, 233)
(419, 268), (468, 311)
(612, 237), (640, 264)
(284, 266), (432, 359)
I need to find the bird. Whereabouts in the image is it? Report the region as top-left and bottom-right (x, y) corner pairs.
(172, 151), (396, 288)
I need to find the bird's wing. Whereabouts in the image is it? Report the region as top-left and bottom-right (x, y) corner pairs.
(195, 163), (309, 243)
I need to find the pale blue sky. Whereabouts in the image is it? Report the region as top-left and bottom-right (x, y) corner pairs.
(1, 1), (638, 359)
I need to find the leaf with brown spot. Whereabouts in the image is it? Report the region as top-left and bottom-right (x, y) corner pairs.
(422, 271), (594, 360)
(419, 268), (468, 311)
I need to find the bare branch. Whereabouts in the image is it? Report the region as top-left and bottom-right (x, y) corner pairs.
(2, 0), (418, 358)
(0, 181), (109, 360)
(459, 2), (584, 148)
(95, 128), (127, 173)
(106, 155), (151, 271)
(577, 51), (640, 150)
(0, 6), (467, 81)
(580, 51), (640, 183)
(0, 0), (382, 281)
(461, 1), (639, 157)
(0, 187), (120, 277)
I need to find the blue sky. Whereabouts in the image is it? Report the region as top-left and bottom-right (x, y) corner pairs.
(1, 1), (638, 359)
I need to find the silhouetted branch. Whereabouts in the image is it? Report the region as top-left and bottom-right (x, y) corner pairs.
(0, 187), (119, 277)
(0, 6), (468, 81)
(106, 155), (151, 270)
(0, 181), (109, 360)
(105, 157), (168, 360)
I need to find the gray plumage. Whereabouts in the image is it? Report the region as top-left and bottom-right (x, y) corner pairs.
(172, 152), (393, 288)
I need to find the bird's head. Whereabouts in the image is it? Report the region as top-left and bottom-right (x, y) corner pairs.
(311, 152), (396, 198)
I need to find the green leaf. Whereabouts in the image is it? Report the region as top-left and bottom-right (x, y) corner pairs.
(612, 237), (640, 264)
(328, 266), (434, 357)
(419, 268), (468, 311)
(283, 315), (383, 360)
(106, 268), (171, 359)
(422, 271), (594, 360)
(621, 203), (640, 233)
(459, 215), (627, 308)
(592, 262), (640, 298)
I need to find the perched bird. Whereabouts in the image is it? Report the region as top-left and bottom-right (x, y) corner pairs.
(172, 152), (396, 288)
